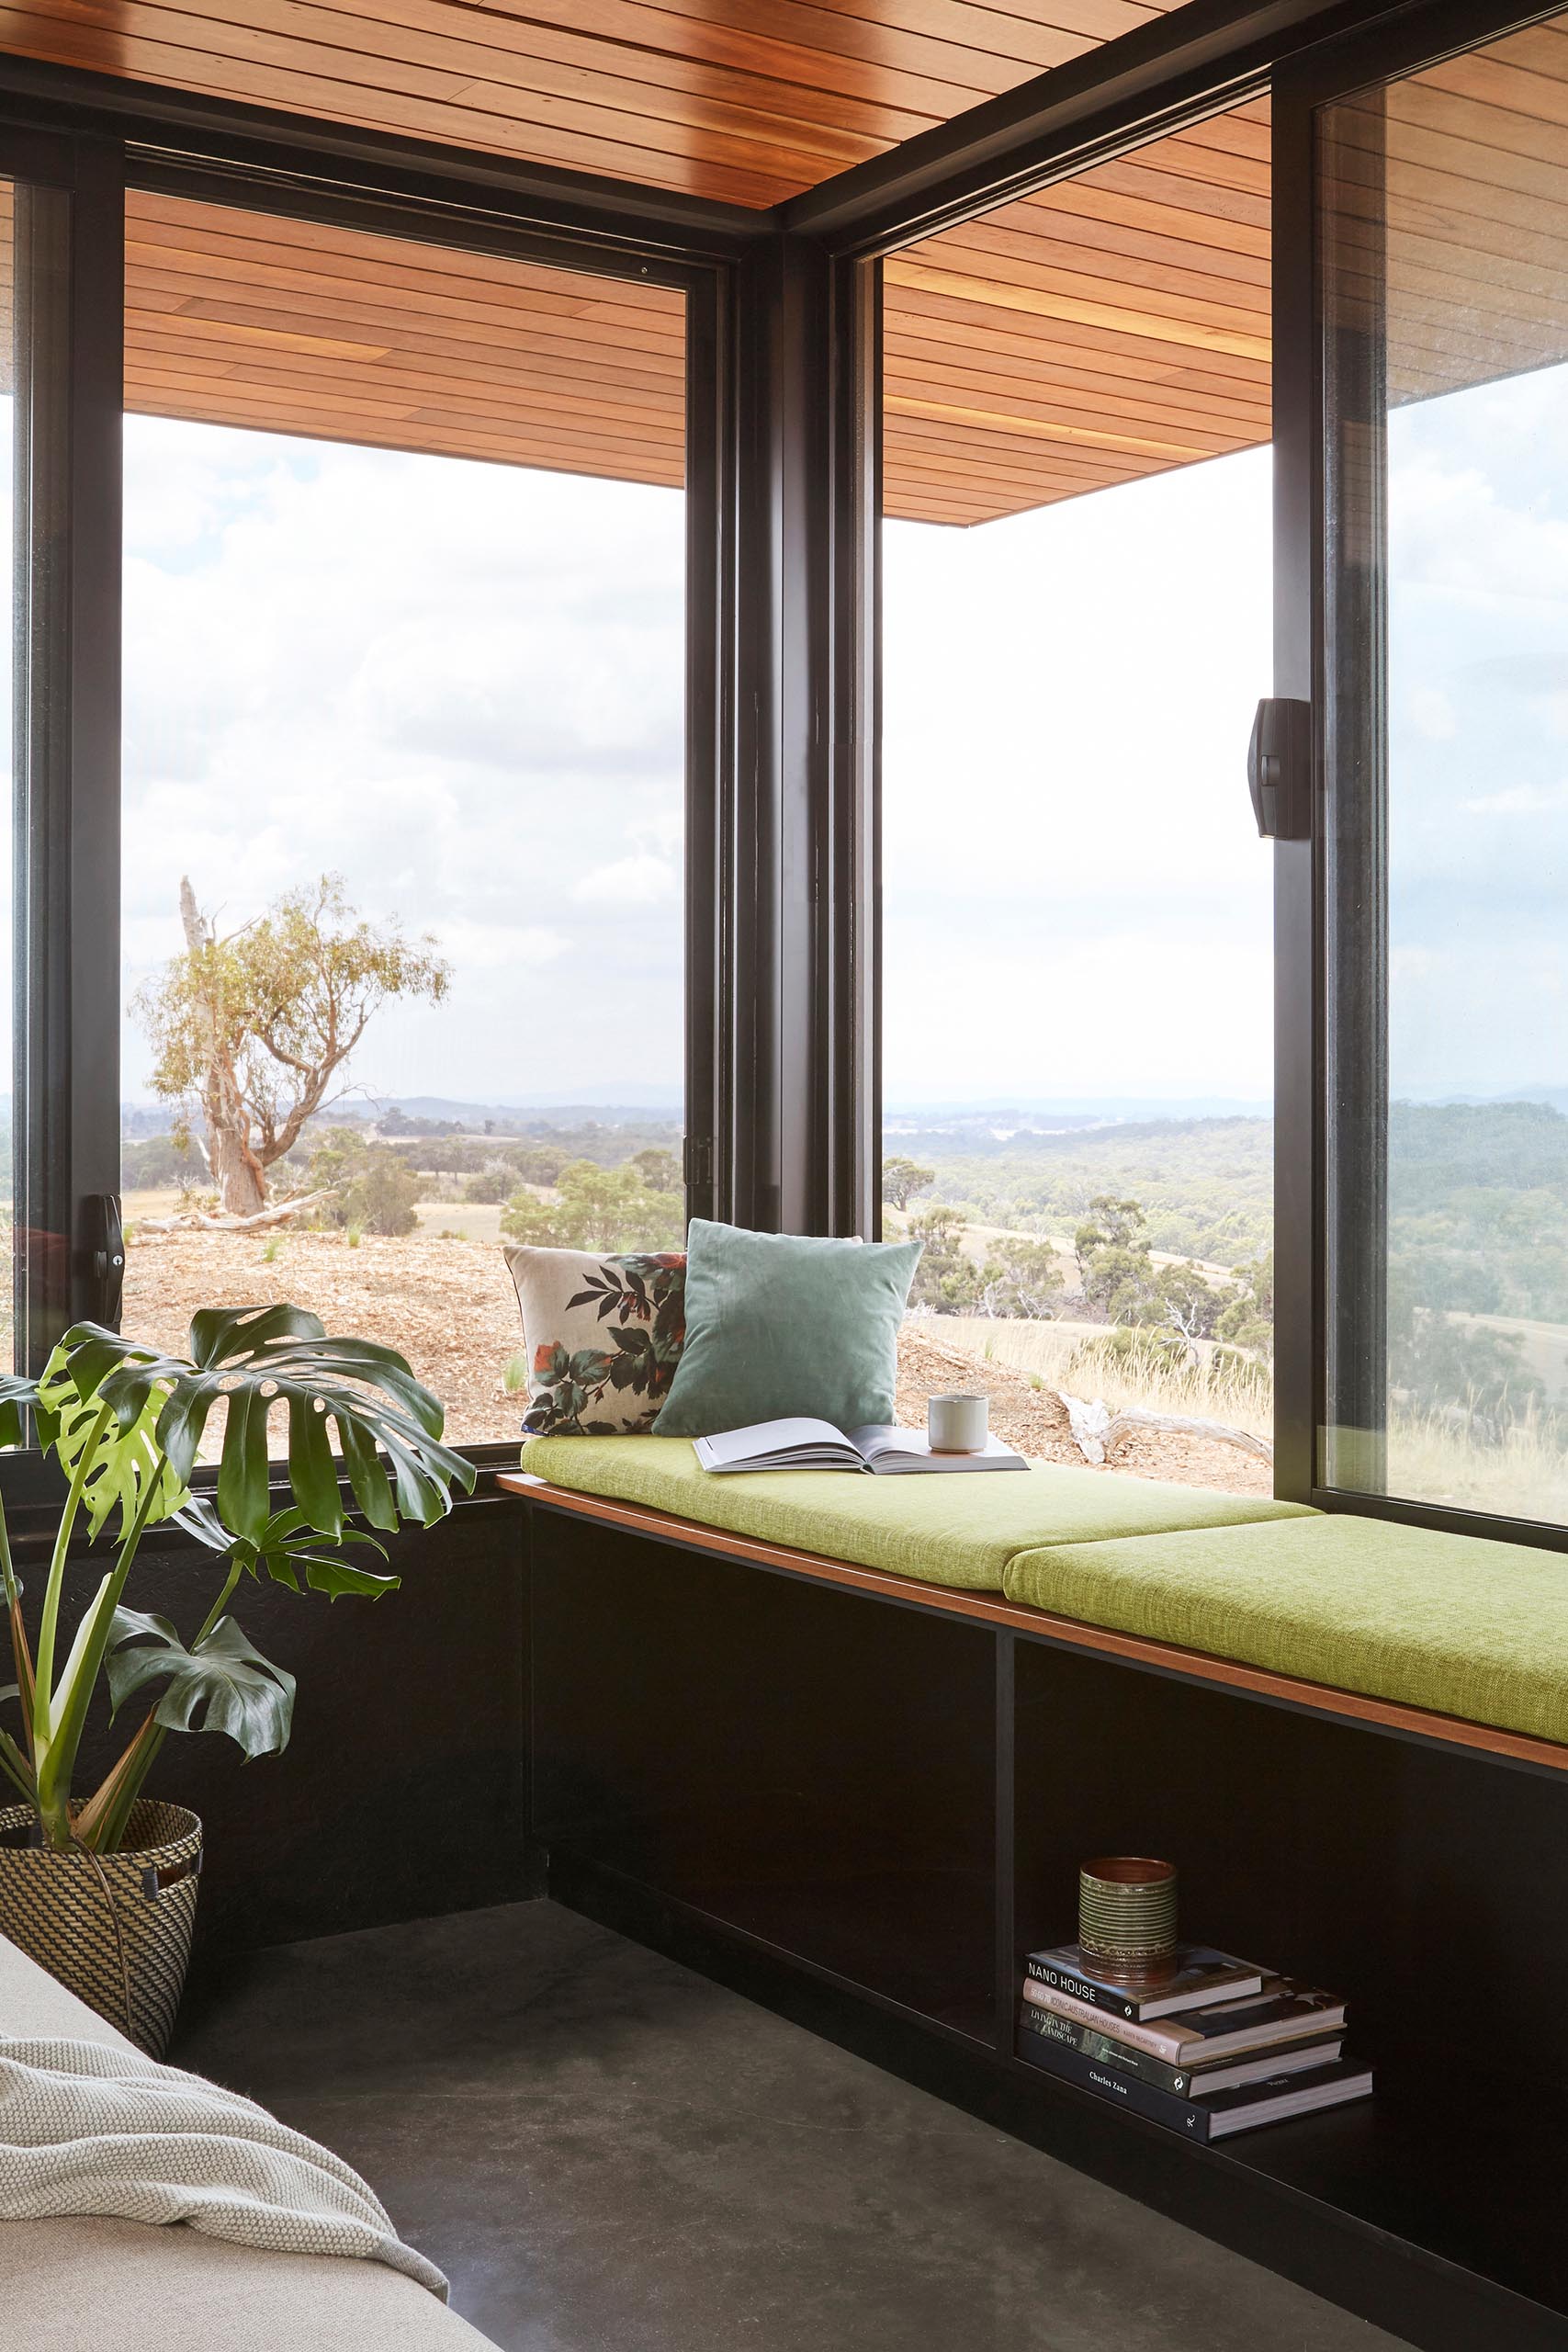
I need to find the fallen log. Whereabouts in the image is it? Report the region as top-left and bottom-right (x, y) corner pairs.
(1057, 1394), (1272, 1468)
(133, 1187), (340, 1236)
(1104, 1406), (1273, 1466)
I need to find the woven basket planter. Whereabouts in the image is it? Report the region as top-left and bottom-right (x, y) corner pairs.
(0, 1800), (202, 2058)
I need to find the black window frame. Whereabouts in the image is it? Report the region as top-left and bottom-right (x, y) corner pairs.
(0, 0), (1557, 1540)
(0, 98), (757, 1499)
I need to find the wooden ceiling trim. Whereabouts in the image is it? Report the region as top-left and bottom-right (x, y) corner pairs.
(139, 345), (682, 426)
(123, 189), (685, 490)
(886, 413), (1164, 480)
(125, 243), (678, 343)
(134, 306), (682, 385)
(1064, 154), (1269, 232)
(886, 438), (1153, 491)
(883, 356), (1267, 447)
(886, 256), (1270, 363)
(126, 363), (682, 449)
(886, 381), (1241, 457)
(883, 303), (1269, 397)
(125, 229), (686, 329)
(884, 318), (1270, 401)
(937, 211), (1270, 309)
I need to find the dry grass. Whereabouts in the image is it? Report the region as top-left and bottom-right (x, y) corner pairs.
(123, 1227), (527, 1448)
(114, 1213), (1568, 1514)
(933, 1316), (1274, 1442)
(1380, 1411), (1568, 1524)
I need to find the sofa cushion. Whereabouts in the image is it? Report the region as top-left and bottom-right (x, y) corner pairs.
(521, 1434), (1315, 1591)
(652, 1219), (919, 1437)
(504, 1243), (686, 1436)
(1002, 1514), (1568, 1745)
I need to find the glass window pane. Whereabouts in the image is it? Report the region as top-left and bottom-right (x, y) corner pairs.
(880, 104), (1275, 1495)
(1321, 11), (1568, 1518)
(119, 197), (686, 1448)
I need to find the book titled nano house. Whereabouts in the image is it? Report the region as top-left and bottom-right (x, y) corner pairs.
(1026, 1942), (1265, 2021)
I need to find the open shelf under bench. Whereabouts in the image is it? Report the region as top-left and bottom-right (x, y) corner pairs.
(508, 1473), (1568, 2352)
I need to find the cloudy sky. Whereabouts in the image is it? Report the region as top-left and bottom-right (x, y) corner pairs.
(121, 418), (687, 1110)
(1382, 360), (1568, 1099)
(112, 347), (1568, 1120)
(882, 447), (1273, 1108)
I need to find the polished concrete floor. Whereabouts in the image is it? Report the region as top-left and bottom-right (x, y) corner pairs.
(173, 1900), (1406, 2352)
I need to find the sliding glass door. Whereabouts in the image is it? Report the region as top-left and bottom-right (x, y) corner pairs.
(1278, 3), (1568, 1529)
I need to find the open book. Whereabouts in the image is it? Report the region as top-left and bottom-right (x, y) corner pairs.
(694, 1419), (1028, 1475)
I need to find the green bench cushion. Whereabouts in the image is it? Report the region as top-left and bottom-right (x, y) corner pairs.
(521, 1435), (1314, 1592)
(1003, 1515), (1568, 1745)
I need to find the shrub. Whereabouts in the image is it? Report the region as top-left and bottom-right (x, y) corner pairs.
(501, 1159), (682, 1254)
(307, 1133), (423, 1237)
(462, 1169), (512, 1205)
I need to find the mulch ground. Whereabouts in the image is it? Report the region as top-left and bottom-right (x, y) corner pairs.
(122, 1228), (1268, 1493)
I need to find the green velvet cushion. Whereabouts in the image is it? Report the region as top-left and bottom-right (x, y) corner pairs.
(651, 1219), (921, 1438)
(521, 1434), (1314, 1591)
(1003, 1515), (1568, 1744)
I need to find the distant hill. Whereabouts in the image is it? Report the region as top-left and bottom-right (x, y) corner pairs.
(897, 1115), (1274, 1268)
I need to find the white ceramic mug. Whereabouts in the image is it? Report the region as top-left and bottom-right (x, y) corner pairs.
(928, 1393), (987, 1453)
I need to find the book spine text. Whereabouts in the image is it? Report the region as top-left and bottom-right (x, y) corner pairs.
(1024, 1955), (1138, 2021)
(1020, 2002), (1194, 2096)
(1017, 2026), (1213, 2140)
(1021, 1977), (1182, 2061)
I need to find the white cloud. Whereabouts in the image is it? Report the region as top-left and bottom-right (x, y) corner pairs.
(1461, 782), (1568, 817)
(1409, 685), (1457, 741)
(120, 416), (688, 1102)
(572, 854), (678, 905)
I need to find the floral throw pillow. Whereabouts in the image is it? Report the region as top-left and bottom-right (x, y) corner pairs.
(504, 1243), (686, 1437)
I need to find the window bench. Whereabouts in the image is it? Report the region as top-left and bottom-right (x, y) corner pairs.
(511, 1434), (1568, 1766)
(502, 1441), (1568, 2350)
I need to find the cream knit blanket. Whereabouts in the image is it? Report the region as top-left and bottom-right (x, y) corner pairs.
(0, 2036), (447, 2298)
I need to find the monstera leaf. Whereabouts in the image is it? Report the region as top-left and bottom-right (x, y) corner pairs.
(106, 1604), (296, 1759)
(37, 1353), (190, 1544)
(174, 1496), (400, 1600)
(54, 1306), (475, 1544)
(0, 1370), (41, 1453)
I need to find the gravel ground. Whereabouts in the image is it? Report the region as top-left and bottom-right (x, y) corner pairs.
(121, 1227), (1269, 1493)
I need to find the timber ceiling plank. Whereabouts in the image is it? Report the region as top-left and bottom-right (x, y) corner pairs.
(122, 188), (686, 488)
(6, 2), (1564, 524)
(0, 0), (1190, 205)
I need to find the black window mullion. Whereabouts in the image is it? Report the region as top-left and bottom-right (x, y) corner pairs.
(12, 134), (123, 1381)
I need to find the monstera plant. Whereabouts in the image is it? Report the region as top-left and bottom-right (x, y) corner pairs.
(0, 1304), (475, 1856)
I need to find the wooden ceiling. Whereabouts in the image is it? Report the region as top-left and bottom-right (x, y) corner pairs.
(1326, 14), (1568, 409)
(883, 100), (1270, 524)
(122, 190), (686, 487)
(0, 0), (1182, 210)
(0, 5), (1560, 526)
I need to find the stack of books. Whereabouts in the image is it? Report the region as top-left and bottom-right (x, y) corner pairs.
(1017, 1941), (1372, 2143)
